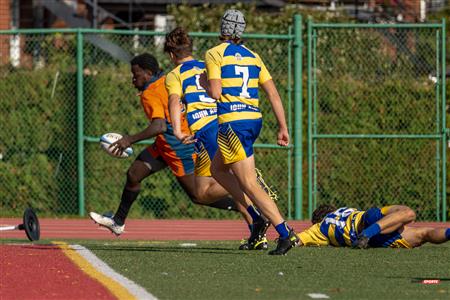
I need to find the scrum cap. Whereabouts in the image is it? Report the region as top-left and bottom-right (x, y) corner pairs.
(220, 9), (246, 39)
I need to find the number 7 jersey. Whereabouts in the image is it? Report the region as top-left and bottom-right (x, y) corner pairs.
(205, 41), (272, 124)
(166, 59), (217, 134)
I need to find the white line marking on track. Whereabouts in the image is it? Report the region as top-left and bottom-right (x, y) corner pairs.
(308, 293), (330, 299)
(71, 244), (157, 300)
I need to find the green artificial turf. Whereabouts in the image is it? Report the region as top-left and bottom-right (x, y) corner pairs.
(80, 240), (450, 300)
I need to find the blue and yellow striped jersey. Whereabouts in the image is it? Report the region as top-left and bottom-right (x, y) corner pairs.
(166, 59), (217, 134)
(299, 207), (365, 247)
(205, 42), (272, 124)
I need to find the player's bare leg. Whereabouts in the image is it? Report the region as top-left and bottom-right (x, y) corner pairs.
(223, 154), (298, 254)
(377, 205), (416, 234)
(195, 176), (233, 202)
(89, 158), (161, 235)
(223, 155), (285, 226)
(176, 174), (239, 212)
(355, 205), (416, 248)
(194, 175), (252, 225)
(113, 159), (163, 225)
(212, 152), (298, 254)
(401, 226), (450, 248)
(211, 153), (271, 249)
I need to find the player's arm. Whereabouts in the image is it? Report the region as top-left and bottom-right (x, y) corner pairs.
(201, 77), (221, 100)
(127, 119), (167, 144)
(203, 49), (222, 100)
(109, 119), (166, 156)
(110, 90), (167, 155)
(166, 70), (196, 144)
(168, 94), (195, 144)
(261, 79), (289, 147)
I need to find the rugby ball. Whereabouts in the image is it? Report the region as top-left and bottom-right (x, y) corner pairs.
(100, 132), (133, 158)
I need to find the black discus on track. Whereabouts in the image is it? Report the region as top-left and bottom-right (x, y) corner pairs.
(0, 207), (40, 241)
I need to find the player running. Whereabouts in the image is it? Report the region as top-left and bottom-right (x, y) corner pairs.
(89, 53), (246, 236)
(202, 9), (299, 255)
(298, 204), (450, 249)
(164, 27), (271, 250)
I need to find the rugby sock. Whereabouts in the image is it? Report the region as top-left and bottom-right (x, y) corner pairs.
(248, 224), (253, 233)
(275, 221), (290, 239)
(113, 188), (140, 226)
(247, 205), (262, 222)
(361, 223), (381, 239)
(445, 228), (450, 240)
(206, 197), (238, 211)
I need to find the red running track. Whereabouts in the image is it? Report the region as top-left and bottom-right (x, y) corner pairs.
(1, 218), (449, 241)
(0, 244), (116, 300)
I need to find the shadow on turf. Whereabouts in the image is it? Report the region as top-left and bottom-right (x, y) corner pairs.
(19, 244), (263, 255)
(86, 245), (264, 255)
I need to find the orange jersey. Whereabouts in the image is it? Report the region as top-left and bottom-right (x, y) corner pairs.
(139, 76), (195, 177)
(140, 76), (190, 134)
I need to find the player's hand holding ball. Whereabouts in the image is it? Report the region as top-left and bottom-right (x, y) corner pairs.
(100, 133), (134, 158)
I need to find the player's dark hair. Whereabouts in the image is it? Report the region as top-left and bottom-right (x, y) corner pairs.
(164, 27), (193, 59)
(130, 53), (159, 74)
(219, 35), (243, 45)
(312, 204), (337, 224)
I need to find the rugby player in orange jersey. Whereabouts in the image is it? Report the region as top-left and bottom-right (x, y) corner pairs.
(89, 53), (245, 236)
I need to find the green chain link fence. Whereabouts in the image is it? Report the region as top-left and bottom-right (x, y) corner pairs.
(0, 27), (298, 219)
(0, 32), (79, 216)
(307, 21), (448, 221)
(1, 17), (447, 221)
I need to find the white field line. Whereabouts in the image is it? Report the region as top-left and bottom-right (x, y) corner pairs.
(308, 293), (330, 299)
(71, 244), (157, 300)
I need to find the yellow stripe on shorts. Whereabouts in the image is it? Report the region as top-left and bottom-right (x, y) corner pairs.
(195, 144), (212, 177)
(218, 125), (247, 164)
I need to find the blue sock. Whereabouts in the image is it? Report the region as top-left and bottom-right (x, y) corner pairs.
(247, 205), (262, 223)
(361, 223), (381, 238)
(275, 221), (290, 239)
(445, 228), (450, 240)
(248, 224), (253, 234)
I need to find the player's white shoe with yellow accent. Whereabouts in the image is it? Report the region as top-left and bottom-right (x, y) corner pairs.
(89, 212), (124, 236)
(255, 168), (279, 202)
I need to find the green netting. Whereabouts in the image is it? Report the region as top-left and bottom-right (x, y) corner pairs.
(0, 30), (294, 219)
(308, 24), (447, 221)
(0, 33), (78, 216)
(1, 21), (446, 221)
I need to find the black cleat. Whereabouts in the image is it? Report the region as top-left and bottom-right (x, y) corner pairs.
(353, 235), (370, 249)
(239, 236), (269, 250)
(238, 239), (251, 250)
(268, 229), (299, 255)
(247, 219), (270, 249)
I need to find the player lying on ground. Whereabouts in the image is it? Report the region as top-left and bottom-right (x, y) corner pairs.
(89, 53), (252, 236)
(202, 9), (298, 255)
(164, 27), (276, 250)
(297, 204), (450, 248)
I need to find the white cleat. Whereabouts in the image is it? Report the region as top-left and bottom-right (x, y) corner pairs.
(89, 212), (124, 236)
